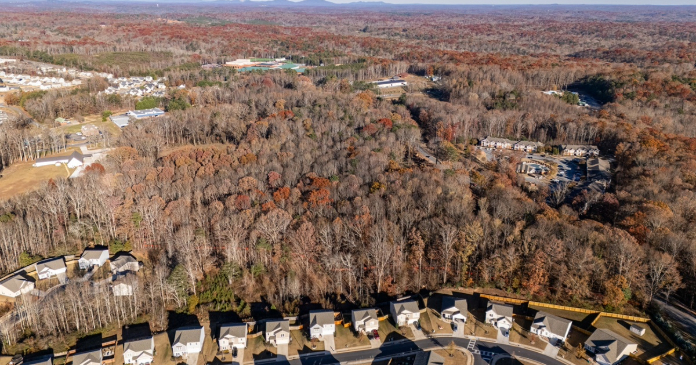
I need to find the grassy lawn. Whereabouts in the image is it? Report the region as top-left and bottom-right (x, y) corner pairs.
(53, 110), (124, 138)
(420, 309), (453, 336)
(198, 325), (217, 365)
(245, 336), (276, 362)
(0, 161), (73, 200)
(153, 332), (173, 365)
(287, 330), (324, 356)
(464, 309), (497, 340)
(509, 322), (547, 351)
(378, 319), (414, 342)
(334, 324), (370, 350)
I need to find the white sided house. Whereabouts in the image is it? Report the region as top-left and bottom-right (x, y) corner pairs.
(110, 253), (141, 275)
(486, 302), (513, 330)
(78, 248), (109, 270)
(172, 326), (205, 358)
(112, 274), (137, 296)
(265, 320), (290, 346)
(218, 323), (248, 351)
(35, 257), (67, 280)
(530, 311), (572, 344)
(72, 349), (102, 365)
(123, 336), (154, 365)
(584, 329), (637, 365)
(0, 273), (35, 298)
(390, 299), (420, 327)
(309, 310), (335, 339)
(440, 297), (467, 324)
(351, 308), (379, 334)
(33, 151), (84, 168)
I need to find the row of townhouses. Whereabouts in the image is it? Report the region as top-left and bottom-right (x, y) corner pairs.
(480, 136), (600, 156)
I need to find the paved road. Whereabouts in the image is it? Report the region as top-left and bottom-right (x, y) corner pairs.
(280, 337), (567, 365)
(654, 296), (696, 340)
(415, 145), (445, 170)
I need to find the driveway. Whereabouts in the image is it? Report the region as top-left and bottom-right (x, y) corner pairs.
(369, 337), (381, 348)
(496, 328), (510, 344)
(453, 322), (466, 338)
(410, 324), (426, 340)
(232, 347), (244, 365)
(543, 342), (559, 357)
(276, 343), (289, 360)
(323, 335), (336, 353)
(185, 352), (199, 365)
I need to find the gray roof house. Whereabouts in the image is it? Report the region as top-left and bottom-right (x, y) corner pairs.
(72, 349), (102, 365)
(390, 299), (421, 327)
(218, 323), (248, 351)
(584, 329), (637, 365)
(351, 308), (379, 333)
(530, 311), (572, 343)
(172, 326), (205, 358)
(486, 302), (514, 330)
(441, 297), (468, 323)
(123, 336), (154, 365)
(309, 310), (336, 338)
(265, 320), (290, 346)
(110, 253), (140, 275)
(0, 273), (35, 298)
(35, 257), (67, 280)
(79, 248), (109, 270)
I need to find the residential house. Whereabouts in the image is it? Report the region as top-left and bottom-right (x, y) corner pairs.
(584, 329), (637, 365)
(23, 355), (52, 365)
(308, 310), (335, 339)
(389, 299), (420, 327)
(351, 308), (379, 334)
(35, 257), (67, 280)
(0, 273), (35, 298)
(486, 302), (513, 330)
(265, 320), (290, 346)
(562, 144), (599, 157)
(123, 336), (154, 365)
(413, 351), (445, 365)
(110, 253), (140, 275)
(440, 297), (467, 323)
(171, 326), (205, 358)
(480, 137), (515, 150)
(72, 349), (102, 365)
(34, 151), (84, 168)
(218, 323), (248, 351)
(78, 248), (109, 270)
(112, 274), (137, 296)
(530, 311), (572, 344)
(514, 141), (544, 153)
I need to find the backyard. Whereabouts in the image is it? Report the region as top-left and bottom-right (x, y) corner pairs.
(0, 161), (73, 200)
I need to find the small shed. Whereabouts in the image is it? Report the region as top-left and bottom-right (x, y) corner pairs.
(630, 324), (645, 336)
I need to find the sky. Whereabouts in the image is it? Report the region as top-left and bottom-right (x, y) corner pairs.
(238, 0), (696, 4)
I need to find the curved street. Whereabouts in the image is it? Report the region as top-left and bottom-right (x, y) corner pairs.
(279, 337), (567, 365)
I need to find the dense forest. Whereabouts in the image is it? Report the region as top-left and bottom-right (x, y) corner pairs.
(0, 3), (694, 358)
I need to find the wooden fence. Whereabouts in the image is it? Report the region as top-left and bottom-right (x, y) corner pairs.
(646, 348), (676, 364)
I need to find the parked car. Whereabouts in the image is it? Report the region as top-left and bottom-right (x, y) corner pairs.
(502, 328), (509, 337)
(372, 329), (379, 339)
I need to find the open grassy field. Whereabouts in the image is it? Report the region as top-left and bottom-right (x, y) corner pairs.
(53, 110), (125, 138)
(0, 161), (73, 200)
